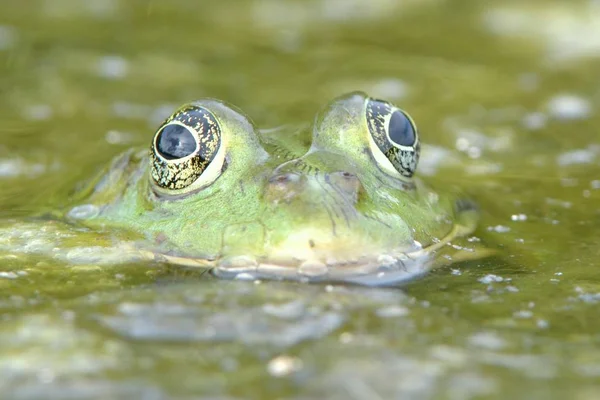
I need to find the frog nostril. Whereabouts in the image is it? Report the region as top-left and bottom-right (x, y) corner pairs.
(329, 171), (363, 199)
(269, 173), (300, 184)
(266, 172), (304, 203)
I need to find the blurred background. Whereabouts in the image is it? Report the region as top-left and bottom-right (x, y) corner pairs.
(1, 0), (600, 399)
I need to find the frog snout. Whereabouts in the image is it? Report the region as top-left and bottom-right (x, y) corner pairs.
(264, 170), (363, 205)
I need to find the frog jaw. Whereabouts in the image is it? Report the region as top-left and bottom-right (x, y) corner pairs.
(134, 212), (478, 286)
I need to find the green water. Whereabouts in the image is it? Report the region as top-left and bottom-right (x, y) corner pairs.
(1, 0), (600, 398)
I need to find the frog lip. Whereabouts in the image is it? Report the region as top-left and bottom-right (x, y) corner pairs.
(212, 255), (430, 286)
(148, 249), (431, 287)
(141, 222), (473, 286)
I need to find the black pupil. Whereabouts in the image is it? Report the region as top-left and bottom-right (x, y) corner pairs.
(156, 124), (197, 160)
(388, 110), (416, 147)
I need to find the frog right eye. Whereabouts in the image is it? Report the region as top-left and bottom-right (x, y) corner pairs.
(365, 98), (420, 179)
(150, 105), (225, 195)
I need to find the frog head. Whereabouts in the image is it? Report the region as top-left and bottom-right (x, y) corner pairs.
(71, 92), (477, 284)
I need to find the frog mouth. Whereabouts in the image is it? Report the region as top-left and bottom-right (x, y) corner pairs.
(136, 223), (480, 286)
(214, 253), (432, 286)
(143, 249), (431, 286)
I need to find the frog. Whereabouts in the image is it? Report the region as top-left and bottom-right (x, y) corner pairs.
(1, 92), (485, 286)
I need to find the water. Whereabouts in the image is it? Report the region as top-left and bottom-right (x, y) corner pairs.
(1, 0), (600, 398)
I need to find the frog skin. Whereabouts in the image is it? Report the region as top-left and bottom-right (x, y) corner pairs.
(2, 92), (483, 286)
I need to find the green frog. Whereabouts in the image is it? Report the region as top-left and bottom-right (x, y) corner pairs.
(1, 92), (484, 286)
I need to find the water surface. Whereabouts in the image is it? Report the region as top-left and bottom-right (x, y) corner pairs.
(1, 0), (600, 398)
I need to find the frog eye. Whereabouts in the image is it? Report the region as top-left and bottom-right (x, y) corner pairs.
(365, 98), (420, 178)
(150, 104), (225, 194)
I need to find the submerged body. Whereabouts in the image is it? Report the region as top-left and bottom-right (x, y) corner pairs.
(5, 92), (481, 285)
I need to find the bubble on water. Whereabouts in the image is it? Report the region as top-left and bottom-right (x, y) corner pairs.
(487, 225), (511, 233)
(0, 158), (46, 178)
(522, 112), (547, 130)
(96, 55), (129, 80)
(417, 145), (460, 176)
(547, 94), (592, 120)
(556, 147), (597, 166)
(545, 198), (573, 209)
(561, 177), (579, 187)
(467, 147), (482, 159)
(513, 310), (533, 319)
(0, 160), (24, 178)
(267, 355), (303, 377)
(453, 129), (513, 164)
(478, 274), (504, 284)
(456, 137), (470, 152)
(0, 271), (19, 279)
(578, 292), (600, 303)
(536, 320), (549, 329)
(511, 214), (527, 221)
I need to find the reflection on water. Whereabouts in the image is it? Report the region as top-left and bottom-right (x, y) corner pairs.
(1, 0), (600, 398)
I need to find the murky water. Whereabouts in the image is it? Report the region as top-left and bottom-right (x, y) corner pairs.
(1, 0), (600, 398)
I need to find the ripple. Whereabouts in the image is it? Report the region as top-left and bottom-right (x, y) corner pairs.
(97, 301), (345, 346)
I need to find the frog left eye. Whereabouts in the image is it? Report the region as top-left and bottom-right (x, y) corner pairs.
(365, 98), (420, 178)
(150, 104), (225, 195)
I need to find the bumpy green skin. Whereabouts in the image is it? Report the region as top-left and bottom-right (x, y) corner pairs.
(66, 92), (474, 280)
